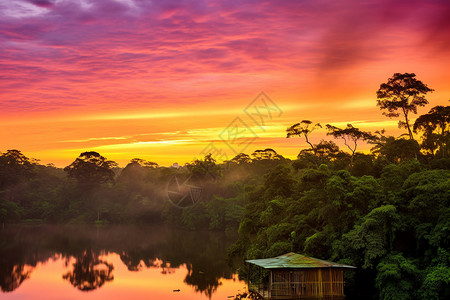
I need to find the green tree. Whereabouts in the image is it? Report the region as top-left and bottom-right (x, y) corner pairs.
(375, 253), (420, 300)
(339, 205), (401, 268)
(206, 195), (244, 231)
(372, 137), (421, 163)
(186, 153), (221, 180)
(263, 165), (295, 198)
(0, 200), (22, 227)
(377, 73), (433, 140)
(293, 140), (347, 170)
(419, 265), (450, 300)
(419, 248), (450, 300)
(403, 169), (450, 224)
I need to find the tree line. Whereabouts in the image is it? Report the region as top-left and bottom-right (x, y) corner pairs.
(0, 72), (449, 299)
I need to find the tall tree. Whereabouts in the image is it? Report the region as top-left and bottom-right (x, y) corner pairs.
(372, 137), (420, 163)
(326, 124), (376, 163)
(286, 120), (322, 154)
(64, 152), (117, 185)
(314, 140), (341, 158)
(251, 148), (283, 160)
(129, 158), (158, 168)
(187, 153), (221, 180)
(294, 140), (343, 170)
(376, 73), (433, 140)
(230, 153), (252, 164)
(0, 150), (34, 189)
(413, 105), (450, 157)
(117, 158), (157, 185)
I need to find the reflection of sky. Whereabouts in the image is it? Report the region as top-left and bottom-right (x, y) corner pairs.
(4, 253), (244, 300)
(1, 0), (450, 166)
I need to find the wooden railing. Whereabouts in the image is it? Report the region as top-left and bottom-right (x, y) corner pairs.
(249, 268), (346, 299)
(248, 282), (270, 298)
(271, 281), (344, 298)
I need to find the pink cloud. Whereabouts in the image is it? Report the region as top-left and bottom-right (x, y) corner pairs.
(1, 0), (449, 115)
(0, 99), (80, 112)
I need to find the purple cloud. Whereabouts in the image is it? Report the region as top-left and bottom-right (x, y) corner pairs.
(0, 0), (449, 113)
(27, 0), (54, 8)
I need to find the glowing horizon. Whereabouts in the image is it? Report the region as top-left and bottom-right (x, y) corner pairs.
(1, 0), (450, 167)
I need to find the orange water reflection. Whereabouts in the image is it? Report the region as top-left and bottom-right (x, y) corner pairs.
(3, 253), (244, 300)
(0, 225), (245, 299)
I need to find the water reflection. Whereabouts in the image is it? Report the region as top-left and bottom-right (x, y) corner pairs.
(0, 230), (40, 293)
(0, 265), (32, 293)
(0, 225), (240, 298)
(62, 250), (114, 291)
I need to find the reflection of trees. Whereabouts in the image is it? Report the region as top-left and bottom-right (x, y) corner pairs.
(159, 261), (176, 275)
(119, 251), (175, 274)
(184, 264), (220, 298)
(118, 229), (235, 297)
(174, 230), (235, 297)
(1, 225), (239, 296)
(0, 235), (38, 293)
(63, 250), (114, 292)
(0, 265), (32, 293)
(120, 251), (143, 272)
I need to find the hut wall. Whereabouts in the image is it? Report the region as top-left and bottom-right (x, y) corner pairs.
(270, 268), (344, 299)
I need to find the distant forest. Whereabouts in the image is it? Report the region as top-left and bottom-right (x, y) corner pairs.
(1, 73), (449, 299)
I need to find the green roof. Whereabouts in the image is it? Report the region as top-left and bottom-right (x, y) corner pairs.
(246, 252), (356, 269)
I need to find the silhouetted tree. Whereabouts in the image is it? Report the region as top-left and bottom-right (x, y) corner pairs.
(286, 120), (322, 154)
(294, 140), (345, 170)
(0, 150), (34, 189)
(414, 105), (450, 157)
(326, 124), (376, 163)
(251, 148), (283, 160)
(230, 153), (252, 164)
(117, 158), (158, 186)
(64, 152), (117, 185)
(376, 73), (433, 140)
(129, 158), (158, 168)
(314, 140), (341, 158)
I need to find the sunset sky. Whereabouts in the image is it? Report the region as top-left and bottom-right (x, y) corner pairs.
(1, 0), (450, 167)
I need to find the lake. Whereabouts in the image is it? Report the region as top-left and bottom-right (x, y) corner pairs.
(0, 225), (245, 300)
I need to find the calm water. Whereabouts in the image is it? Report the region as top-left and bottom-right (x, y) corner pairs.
(0, 225), (245, 300)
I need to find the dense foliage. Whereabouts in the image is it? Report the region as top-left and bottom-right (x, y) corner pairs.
(1, 73), (449, 299)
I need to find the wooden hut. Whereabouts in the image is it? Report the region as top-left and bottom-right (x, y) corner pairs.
(246, 252), (356, 299)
